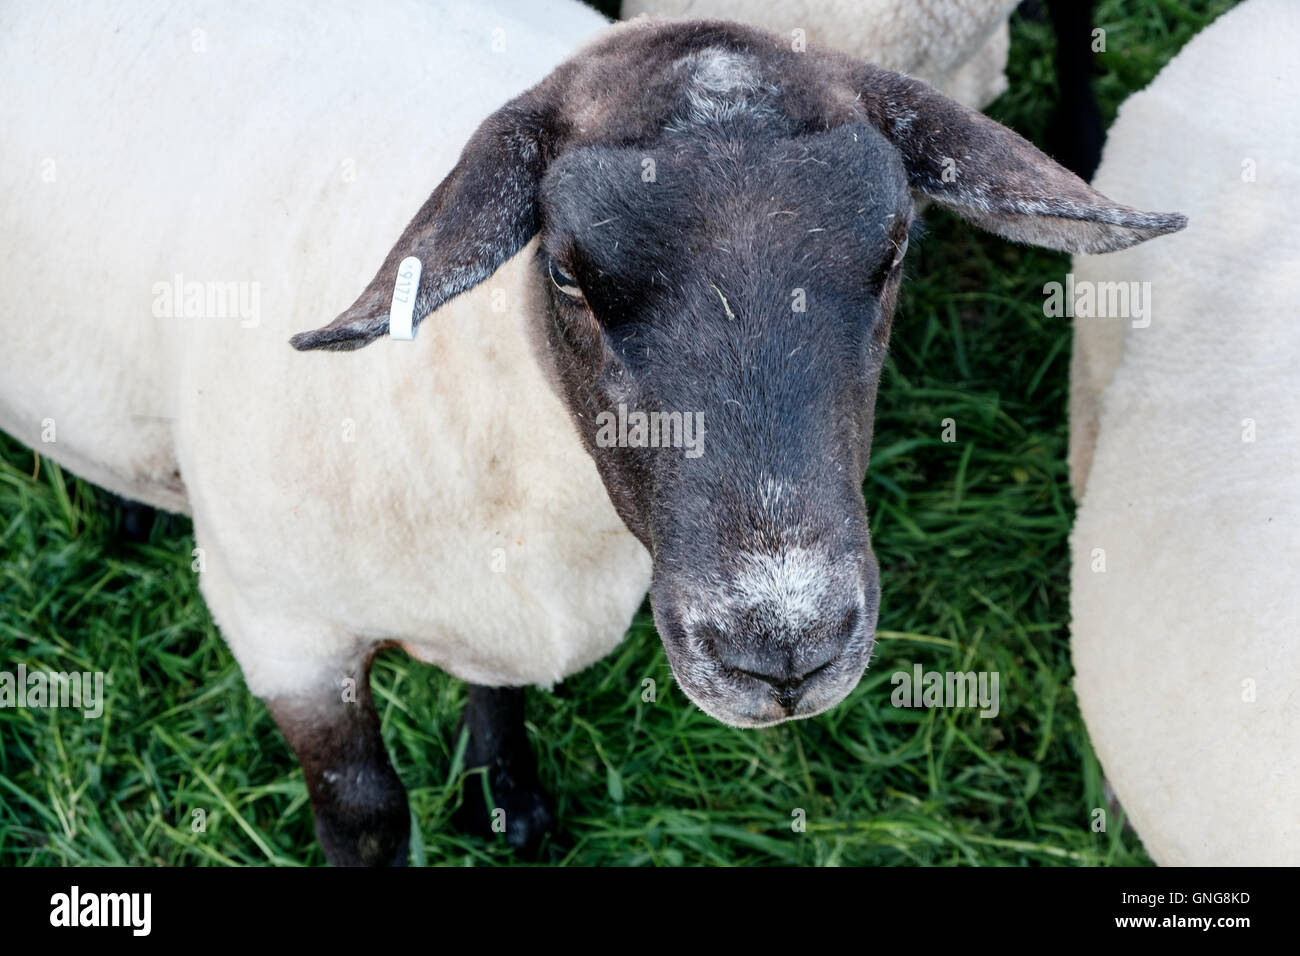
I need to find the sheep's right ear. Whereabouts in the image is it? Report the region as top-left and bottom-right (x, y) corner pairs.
(291, 97), (562, 351)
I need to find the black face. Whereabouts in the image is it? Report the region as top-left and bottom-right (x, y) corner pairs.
(536, 119), (913, 726)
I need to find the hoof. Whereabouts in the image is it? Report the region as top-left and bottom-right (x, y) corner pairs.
(455, 763), (555, 856)
(312, 770), (411, 867)
(316, 808), (411, 867)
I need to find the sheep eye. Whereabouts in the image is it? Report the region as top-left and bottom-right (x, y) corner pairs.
(549, 261), (584, 300)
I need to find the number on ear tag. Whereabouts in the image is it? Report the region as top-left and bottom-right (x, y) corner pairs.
(389, 256), (422, 340)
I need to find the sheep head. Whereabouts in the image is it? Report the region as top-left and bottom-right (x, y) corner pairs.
(292, 19), (1185, 727)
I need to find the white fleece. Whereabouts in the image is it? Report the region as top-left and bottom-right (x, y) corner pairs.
(0, 0), (652, 698)
(1069, 0), (1300, 865)
(620, 0), (1018, 110)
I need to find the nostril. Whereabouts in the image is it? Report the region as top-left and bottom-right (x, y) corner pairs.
(733, 665), (796, 688)
(708, 626), (850, 684)
(725, 653), (834, 696)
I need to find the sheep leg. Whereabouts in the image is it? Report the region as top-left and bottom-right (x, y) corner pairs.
(99, 490), (156, 541)
(118, 498), (156, 540)
(1047, 0), (1103, 179)
(453, 685), (554, 855)
(266, 658), (410, 867)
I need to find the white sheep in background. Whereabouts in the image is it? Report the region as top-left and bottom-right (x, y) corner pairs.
(1069, 0), (1300, 865)
(621, 0), (1020, 110)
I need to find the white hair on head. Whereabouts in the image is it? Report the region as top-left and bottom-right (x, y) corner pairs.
(669, 47), (779, 130)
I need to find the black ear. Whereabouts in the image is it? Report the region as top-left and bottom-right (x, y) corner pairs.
(855, 67), (1186, 254)
(290, 96), (562, 351)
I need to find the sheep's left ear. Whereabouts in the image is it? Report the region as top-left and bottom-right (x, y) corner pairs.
(291, 94), (563, 351)
(856, 67), (1186, 254)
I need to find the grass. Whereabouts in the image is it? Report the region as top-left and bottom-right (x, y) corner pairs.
(0, 0), (1237, 866)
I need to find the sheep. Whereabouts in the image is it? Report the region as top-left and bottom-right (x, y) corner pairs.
(0, 0), (1184, 865)
(620, 0), (1021, 111)
(1068, 0), (1300, 865)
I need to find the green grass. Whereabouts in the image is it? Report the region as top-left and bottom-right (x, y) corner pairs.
(0, 0), (1236, 866)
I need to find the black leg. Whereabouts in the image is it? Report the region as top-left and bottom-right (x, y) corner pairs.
(453, 685), (554, 855)
(1046, 0), (1103, 180)
(119, 499), (156, 540)
(267, 658), (410, 867)
(99, 491), (156, 542)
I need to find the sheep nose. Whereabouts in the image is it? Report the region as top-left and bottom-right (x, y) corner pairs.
(711, 626), (850, 711)
(651, 548), (879, 727)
